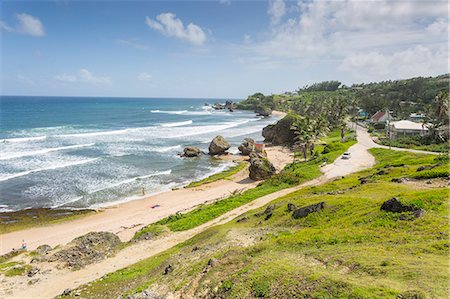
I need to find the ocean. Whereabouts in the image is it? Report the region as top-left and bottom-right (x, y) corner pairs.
(0, 96), (279, 211)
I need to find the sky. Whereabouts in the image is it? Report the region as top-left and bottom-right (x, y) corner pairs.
(0, 0), (448, 98)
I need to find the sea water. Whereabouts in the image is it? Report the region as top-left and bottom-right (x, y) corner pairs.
(0, 96), (279, 211)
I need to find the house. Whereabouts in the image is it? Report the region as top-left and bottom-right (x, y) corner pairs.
(389, 120), (429, 138)
(408, 113), (425, 122)
(370, 111), (390, 123)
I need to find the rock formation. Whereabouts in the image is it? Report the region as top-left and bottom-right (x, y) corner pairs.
(249, 156), (276, 180)
(182, 146), (201, 157)
(238, 138), (255, 155)
(209, 135), (231, 155)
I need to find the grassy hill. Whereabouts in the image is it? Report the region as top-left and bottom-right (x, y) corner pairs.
(64, 149), (449, 299)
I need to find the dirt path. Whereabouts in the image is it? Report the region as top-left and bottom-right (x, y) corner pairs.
(3, 129), (378, 299)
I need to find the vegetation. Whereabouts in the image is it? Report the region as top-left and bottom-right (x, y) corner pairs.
(132, 130), (355, 239)
(378, 135), (449, 153)
(185, 162), (248, 188)
(63, 149), (449, 299)
(0, 208), (95, 234)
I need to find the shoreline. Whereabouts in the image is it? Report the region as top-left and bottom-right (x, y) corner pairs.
(0, 114), (291, 254)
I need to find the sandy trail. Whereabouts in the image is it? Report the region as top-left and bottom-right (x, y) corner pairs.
(0, 146), (291, 256)
(3, 127), (378, 299)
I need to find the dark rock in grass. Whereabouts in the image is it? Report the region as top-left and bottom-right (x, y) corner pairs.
(359, 177), (369, 184)
(380, 197), (415, 213)
(376, 169), (387, 175)
(192, 246), (200, 252)
(62, 288), (72, 296)
(264, 213), (273, 220)
(397, 290), (426, 299)
(292, 202), (325, 219)
(238, 138), (256, 155)
(182, 146), (201, 157)
(264, 204), (275, 215)
(416, 166), (426, 172)
(249, 157), (276, 180)
(391, 177), (408, 183)
(163, 264), (173, 275)
(287, 203), (297, 212)
(207, 258), (218, 267)
(209, 135), (231, 155)
(27, 267), (39, 277)
(237, 216), (249, 223)
(35, 244), (52, 255)
(52, 231), (121, 269)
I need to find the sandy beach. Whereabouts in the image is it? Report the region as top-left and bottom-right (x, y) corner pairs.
(0, 145), (293, 255)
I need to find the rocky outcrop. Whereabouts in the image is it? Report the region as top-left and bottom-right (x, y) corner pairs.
(35, 244), (52, 255)
(182, 146), (201, 157)
(380, 197), (425, 220)
(51, 231), (121, 269)
(292, 202), (325, 219)
(287, 203), (297, 212)
(238, 138), (255, 155)
(255, 107), (272, 117)
(249, 157), (276, 180)
(262, 114), (297, 145)
(209, 135), (231, 155)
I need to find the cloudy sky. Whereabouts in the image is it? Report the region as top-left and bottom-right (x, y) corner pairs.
(1, 0), (448, 98)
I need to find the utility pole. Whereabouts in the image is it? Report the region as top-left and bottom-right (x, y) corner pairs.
(386, 109), (392, 150)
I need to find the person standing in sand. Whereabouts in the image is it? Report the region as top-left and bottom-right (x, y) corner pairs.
(141, 187), (145, 196)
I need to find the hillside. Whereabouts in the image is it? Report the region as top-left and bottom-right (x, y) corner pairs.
(237, 74), (449, 119)
(63, 149), (449, 298)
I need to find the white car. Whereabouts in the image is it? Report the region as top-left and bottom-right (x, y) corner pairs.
(342, 152), (351, 159)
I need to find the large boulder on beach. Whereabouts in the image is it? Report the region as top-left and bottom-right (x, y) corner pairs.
(238, 138), (255, 155)
(249, 157), (276, 180)
(182, 146), (201, 157)
(51, 231), (121, 269)
(262, 114), (297, 145)
(255, 107), (272, 117)
(209, 135), (231, 155)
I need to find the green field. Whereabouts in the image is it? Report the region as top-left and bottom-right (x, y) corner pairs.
(62, 148), (449, 299)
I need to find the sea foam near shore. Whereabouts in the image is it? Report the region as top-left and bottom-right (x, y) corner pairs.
(0, 96), (280, 211)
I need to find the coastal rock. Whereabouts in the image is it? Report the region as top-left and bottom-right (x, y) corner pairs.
(35, 244), (52, 255)
(249, 157), (276, 181)
(380, 197), (415, 213)
(238, 138), (255, 155)
(209, 135), (231, 155)
(52, 231), (121, 269)
(292, 202), (325, 219)
(255, 107), (272, 117)
(249, 150), (267, 160)
(262, 115), (297, 145)
(182, 146), (201, 157)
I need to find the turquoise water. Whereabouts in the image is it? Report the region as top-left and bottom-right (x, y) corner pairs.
(0, 96), (279, 211)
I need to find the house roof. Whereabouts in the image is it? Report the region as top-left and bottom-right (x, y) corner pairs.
(391, 120), (428, 131)
(370, 111), (387, 122)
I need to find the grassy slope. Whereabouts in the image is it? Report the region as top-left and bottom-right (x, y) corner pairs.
(65, 149), (449, 299)
(185, 162), (248, 188)
(133, 131), (355, 238)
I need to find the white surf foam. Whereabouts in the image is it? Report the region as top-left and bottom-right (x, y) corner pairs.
(57, 129), (129, 138)
(152, 145), (182, 153)
(0, 158), (98, 182)
(161, 120), (193, 127)
(88, 169), (172, 194)
(0, 143), (95, 161)
(151, 110), (187, 115)
(0, 136), (47, 143)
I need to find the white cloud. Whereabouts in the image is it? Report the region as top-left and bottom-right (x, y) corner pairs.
(138, 72), (152, 81)
(239, 0), (448, 81)
(17, 74), (36, 85)
(219, 0), (231, 5)
(55, 73), (77, 83)
(340, 45), (448, 81)
(55, 69), (111, 85)
(145, 13), (207, 45)
(243, 34), (252, 44)
(268, 0), (286, 25)
(0, 13), (45, 37)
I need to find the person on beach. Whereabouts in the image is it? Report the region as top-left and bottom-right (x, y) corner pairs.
(141, 187), (145, 196)
(21, 240), (27, 251)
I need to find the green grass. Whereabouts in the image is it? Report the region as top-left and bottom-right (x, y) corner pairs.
(132, 133), (355, 238)
(0, 261), (31, 277)
(185, 161), (248, 188)
(0, 208), (95, 234)
(64, 149), (449, 299)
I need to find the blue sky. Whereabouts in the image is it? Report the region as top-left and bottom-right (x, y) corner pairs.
(1, 0), (448, 98)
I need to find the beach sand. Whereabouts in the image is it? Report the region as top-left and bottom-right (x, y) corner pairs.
(0, 145), (293, 255)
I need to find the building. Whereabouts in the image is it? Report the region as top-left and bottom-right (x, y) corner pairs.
(408, 113), (425, 122)
(389, 120), (429, 138)
(370, 111), (390, 123)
